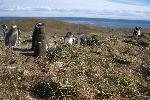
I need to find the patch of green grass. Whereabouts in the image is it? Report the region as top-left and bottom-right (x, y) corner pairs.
(0, 41), (5, 49)
(113, 55), (131, 65)
(47, 45), (77, 62)
(46, 46), (63, 62)
(137, 84), (150, 97)
(29, 81), (81, 99)
(95, 73), (139, 99)
(138, 39), (149, 47)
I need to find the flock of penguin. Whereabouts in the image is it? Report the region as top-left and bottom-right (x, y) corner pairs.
(1, 23), (88, 56)
(1, 23), (142, 53)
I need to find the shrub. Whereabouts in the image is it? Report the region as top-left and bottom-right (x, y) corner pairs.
(46, 45), (77, 62)
(29, 81), (61, 99)
(46, 46), (63, 62)
(113, 55), (131, 65)
(138, 40), (149, 47)
(87, 35), (99, 46)
(29, 81), (79, 99)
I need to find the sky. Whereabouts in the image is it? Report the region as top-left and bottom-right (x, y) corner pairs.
(0, 0), (150, 20)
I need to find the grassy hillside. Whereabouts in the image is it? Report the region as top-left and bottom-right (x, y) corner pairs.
(0, 18), (111, 36)
(0, 18), (150, 99)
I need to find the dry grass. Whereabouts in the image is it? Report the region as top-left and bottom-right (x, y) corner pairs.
(0, 18), (150, 99)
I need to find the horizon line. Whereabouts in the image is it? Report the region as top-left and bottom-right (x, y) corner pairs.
(0, 16), (150, 22)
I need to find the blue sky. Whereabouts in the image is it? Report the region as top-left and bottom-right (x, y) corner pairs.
(0, 0), (150, 20)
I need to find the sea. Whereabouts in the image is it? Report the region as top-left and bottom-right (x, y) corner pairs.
(0, 17), (150, 29)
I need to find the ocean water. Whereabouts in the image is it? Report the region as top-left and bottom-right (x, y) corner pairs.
(0, 17), (150, 29)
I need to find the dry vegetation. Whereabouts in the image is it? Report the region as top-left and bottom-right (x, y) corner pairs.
(0, 18), (150, 100)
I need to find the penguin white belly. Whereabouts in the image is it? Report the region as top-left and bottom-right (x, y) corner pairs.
(68, 38), (74, 45)
(137, 30), (141, 36)
(65, 37), (73, 45)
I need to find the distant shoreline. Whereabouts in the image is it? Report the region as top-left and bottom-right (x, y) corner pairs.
(0, 16), (150, 22)
(0, 17), (150, 29)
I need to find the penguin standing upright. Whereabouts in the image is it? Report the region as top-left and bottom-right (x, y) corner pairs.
(32, 23), (47, 57)
(1, 25), (8, 39)
(4, 24), (20, 47)
(64, 32), (75, 45)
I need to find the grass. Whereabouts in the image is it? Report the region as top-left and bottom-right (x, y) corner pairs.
(0, 18), (150, 99)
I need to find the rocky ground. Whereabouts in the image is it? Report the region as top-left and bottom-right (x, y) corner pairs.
(0, 18), (150, 100)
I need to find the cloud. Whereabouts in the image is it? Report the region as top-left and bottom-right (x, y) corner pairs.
(0, 0), (150, 20)
(106, 0), (138, 5)
(0, 6), (150, 20)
